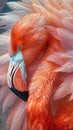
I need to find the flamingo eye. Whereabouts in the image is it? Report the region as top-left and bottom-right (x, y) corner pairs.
(17, 45), (23, 51)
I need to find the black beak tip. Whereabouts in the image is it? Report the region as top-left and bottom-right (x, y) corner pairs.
(10, 86), (29, 102)
(10, 71), (29, 101)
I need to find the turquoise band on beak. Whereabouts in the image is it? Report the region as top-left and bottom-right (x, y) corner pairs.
(10, 51), (27, 81)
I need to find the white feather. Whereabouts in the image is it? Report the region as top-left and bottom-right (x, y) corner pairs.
(0, 35), (10, 56)
(0, 74), (7, 85)
(2, 91), (18, 113)
(10, 102), (26, 130)
(6, 101), (21, 130)
(55, 59), (73, 73)
(57, 28), (73, 50)
(22, 118), (28, 130)
(0, 53), (9, 74)
(62, 18), (73, 32)
(0, 85), (9, 104)
(47, 51), (73, 66)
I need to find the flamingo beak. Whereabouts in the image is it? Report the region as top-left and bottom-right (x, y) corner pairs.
(7, 51), (29, 101)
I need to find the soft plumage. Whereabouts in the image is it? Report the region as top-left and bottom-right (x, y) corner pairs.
(0, 0), (73, 130)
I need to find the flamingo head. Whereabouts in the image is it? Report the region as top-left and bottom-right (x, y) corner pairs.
(7, 13), (47, 101)
(7, 17), (31, 101)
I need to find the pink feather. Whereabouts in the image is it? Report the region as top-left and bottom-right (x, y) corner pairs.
(53, 74), (73, 100)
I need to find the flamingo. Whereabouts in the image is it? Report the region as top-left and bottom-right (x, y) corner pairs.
(0, 0), (73, 130)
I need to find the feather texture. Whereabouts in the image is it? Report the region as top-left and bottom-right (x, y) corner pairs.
(53, 74), (73, 100)
(10, 102), (26, 130)
(2, 92), (18, 113)
(0, 85), (9, 104)
(6, 101), (21, 130)
(0, 0), (73, 130)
